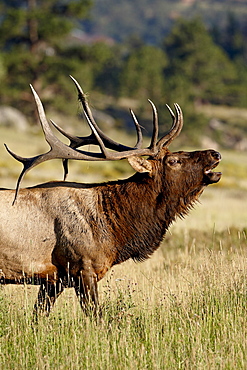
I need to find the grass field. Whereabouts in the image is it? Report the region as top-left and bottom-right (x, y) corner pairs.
(0, 127), (247, 369)
(0, 226), (246, 369)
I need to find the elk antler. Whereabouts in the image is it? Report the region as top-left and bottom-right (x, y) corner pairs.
(5, 77), (183, 203)
(51, 75), (144, 180)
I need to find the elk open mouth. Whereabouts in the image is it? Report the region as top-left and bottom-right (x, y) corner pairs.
(204, 160), (222, 184)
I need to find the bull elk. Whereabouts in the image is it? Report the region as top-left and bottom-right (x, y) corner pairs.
(0, 77), (221, 316)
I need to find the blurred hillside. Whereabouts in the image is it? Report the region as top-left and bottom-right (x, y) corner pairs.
(86, 0), (247, 44)
(0, 0), (246, 151)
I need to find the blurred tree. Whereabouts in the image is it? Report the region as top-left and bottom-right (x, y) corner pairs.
(120, 45), (167, 102)
(0, 0), (91, 51)
(0, 54), (6, 81)
(163, 17), (239, 106)
(59, 41), (123, 96)
(91, 43), (123, 95)
(210, 13), (247, 107)
(0, 0), (92, 115)
(223, 13), (246, 62)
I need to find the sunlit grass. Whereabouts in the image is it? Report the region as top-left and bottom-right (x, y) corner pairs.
(197, 104), (247, 125)
(0, 227), (247, 369)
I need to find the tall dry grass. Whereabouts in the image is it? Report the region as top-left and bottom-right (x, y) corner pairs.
(0, 227), (246, 369)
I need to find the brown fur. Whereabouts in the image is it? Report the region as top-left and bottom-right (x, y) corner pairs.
(0, 147), (221, 315)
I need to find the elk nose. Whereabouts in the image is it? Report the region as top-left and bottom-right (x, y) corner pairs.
(211, 151), (221, 160)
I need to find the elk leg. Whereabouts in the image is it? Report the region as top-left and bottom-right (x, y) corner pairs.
(74, 272), (99, 315)
(33, 279), (64, 317)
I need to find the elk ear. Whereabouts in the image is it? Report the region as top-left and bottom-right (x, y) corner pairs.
(128, 156), (153, 173)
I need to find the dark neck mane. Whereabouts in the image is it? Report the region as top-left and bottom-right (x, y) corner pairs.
(99, 172), (203, 264)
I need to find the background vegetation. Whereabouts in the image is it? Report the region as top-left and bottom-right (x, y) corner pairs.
(89, 0), (247, 45)
(0, 0), (246, 147)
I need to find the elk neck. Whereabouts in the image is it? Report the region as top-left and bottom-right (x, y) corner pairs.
(97, 164), (199, 264)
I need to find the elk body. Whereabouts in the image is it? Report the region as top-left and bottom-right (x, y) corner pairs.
(0, 77), (221, 315)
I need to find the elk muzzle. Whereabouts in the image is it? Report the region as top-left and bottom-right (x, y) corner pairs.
(203, 150), (222, 184)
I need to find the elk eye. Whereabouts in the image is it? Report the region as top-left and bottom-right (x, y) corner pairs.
(168, 158), (179, 166)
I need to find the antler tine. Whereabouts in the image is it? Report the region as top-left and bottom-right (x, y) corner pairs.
(129, 109), (143, 149)
(70, 75), (144, 152)
(156, 103), (183, 149)
(4, 144), (42, 204)
(69, 75), (110, 156)
(148, 99), (159, 151)
(166, 103), (183, 146)
(173, 103), (183, 138)
(69, 75), (98, 131)
(80, 103), (109, 158)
